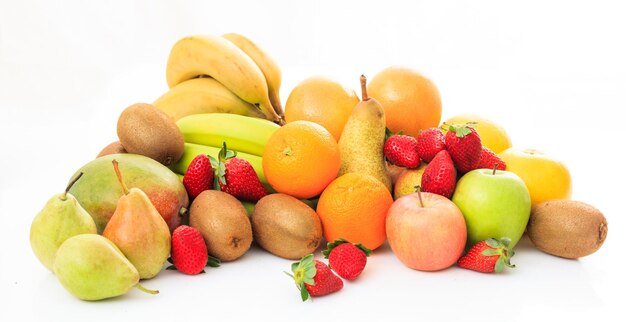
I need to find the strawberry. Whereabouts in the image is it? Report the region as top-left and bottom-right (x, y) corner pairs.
(183, 154), (215, 199)
(287, 254), (343, 301)
(421, 150), (457, 198)
(216, 143), (267, 202)
(322, 239), (372, 281)
(444, 123), (482, 173)
(457, 237), (515, 273)
(417, 128), (446, 163)
(167, 225), (220, 275)
(476, 146), (506, 170)
(384, 134), (420, 168)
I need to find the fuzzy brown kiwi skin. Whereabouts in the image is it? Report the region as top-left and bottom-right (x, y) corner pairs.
(189, 190), (252, 262)
(527, 200), (608, 259)
(251, 193), (322, 260)
(96, 141), (127, 158)
(117, 103), (184, 166)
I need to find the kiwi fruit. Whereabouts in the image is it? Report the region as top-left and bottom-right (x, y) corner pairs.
(189, 190), (252, 262)
(251, 193), (322, 260)
(117, 103), (184, 166)
(96, 141), (126, 158)
(527, 200), (608, 259)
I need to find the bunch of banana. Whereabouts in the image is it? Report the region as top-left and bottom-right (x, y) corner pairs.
(170, 113), (280, 191)
(157, 33), (284, 124)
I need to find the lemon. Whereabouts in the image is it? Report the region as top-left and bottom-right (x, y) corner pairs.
(443, 114), (512, 153)
(499, 148), (572, 206)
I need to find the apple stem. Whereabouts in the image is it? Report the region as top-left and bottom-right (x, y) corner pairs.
(416, 185), (425, 208)
(492, 163), (499, 175)
(62, 172), (84, 200)
(112, 160), (129, 195)
(134, 283), (159, 295)
(360, 75), (369, 101)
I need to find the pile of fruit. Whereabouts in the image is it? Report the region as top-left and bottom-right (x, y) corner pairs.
(29, 33), (609, 302)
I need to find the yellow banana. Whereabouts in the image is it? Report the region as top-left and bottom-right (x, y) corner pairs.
(166, 35), (282, 124)
(222, 33), (284, 118)
(153, 77), (266, 121)
(176, 113), (279, 157)
(171, 142), (268, 186)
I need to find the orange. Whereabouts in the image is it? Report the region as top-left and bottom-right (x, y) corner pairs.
(498, 148), (572, 206)
(368, 66), (442, 138)
(262, 120), (340, 199)
(443, 114), (512, 153)
(284, 76), (359, 141)
(316, 173), (394, 250)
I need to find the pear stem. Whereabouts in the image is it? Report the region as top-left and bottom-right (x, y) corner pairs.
(112, 160), (129, 195)
(63, 172), (84, 200)
(360, 75), (369, 101)
(134, 283), (159, 295)
(416, 185), (425, 208)
(492, 163), (499, 175)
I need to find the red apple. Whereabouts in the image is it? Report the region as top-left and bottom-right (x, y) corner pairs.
(386, 191), (466, 271)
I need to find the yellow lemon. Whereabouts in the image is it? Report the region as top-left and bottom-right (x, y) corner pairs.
(498, 148), (571, 206)
(443, 114), (512, 153)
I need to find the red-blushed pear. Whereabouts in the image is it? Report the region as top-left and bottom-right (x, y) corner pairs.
(452, 166), (531, 249)
(386, 187), (467, 271)
(103, 160), (171, 280)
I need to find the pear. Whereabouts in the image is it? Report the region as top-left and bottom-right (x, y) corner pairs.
(30, 173), (97, 272)
(53, 234), (158, 301)
(102, 160), (171, 279)
(338, 75), (392, 190)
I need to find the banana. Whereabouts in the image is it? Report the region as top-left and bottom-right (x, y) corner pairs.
(153, 77), (266, 121)
(171, 142), (268, 186)
(222, 33), (284, 119)
(166, 35), (283, 124)
(176, 113), (279, 157)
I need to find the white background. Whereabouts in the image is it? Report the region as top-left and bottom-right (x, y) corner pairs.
(1, 0), (625, 321)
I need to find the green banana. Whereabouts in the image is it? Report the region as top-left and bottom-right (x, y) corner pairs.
(171, 142), (268, 187)
(176, 113), (280, 157)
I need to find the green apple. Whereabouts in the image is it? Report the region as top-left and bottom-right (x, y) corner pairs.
(452, 169), (531, 248)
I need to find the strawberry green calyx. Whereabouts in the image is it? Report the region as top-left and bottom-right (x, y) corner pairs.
(285, 254), (317, 301)
(206, 255), (221, 268)
(447, 122), (477, 138)
(482, 237), (515, 273)
(322, 238), (372, 258)
(215, 142), (236, 186)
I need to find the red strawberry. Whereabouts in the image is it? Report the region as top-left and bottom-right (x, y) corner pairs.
(287, 254), (343, 301)
(183, 154), (215, 199)
(421, 150), (457, 198)
(384, 134), (420, 168)
(476, 146), (506, 170)
(417, 128), (446, 163)
(322, 239), (372, 281)
(216, 143), (267, 202)
(457, 237), (515, 273)
(444, 123), (482, 173)
(168, 225), (215, 275)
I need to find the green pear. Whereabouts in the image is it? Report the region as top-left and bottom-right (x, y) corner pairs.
(53, 234), (158, 301)
(30, 173), (97, 271)
(338, 75), (392, 190)
(102, 160), (171, 279)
